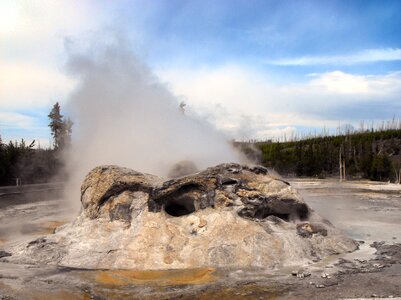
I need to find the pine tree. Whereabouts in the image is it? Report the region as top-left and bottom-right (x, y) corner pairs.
(48, 102), (64, 150)
(48, 102), (73, 150)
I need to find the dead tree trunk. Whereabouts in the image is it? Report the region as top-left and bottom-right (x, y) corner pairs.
(342, 159), (346, 181)
(392, 165), (401, 184)
(339, 147), (343, 182)
(398, 169), (401, 184)
(398, 168), (401, 184)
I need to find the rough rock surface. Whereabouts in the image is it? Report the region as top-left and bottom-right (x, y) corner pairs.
(5, 163), (358, 270)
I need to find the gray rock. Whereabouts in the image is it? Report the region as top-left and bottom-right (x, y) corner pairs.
(0, 250), (11, 259)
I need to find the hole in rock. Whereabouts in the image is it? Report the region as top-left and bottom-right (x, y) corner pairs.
(164, 197), (196, 217)
(296, 206), (309, 221)
(269, 213), (290, 221)
(221, 178), (238, 185)
(253, 209), (290, 221)
(239, 202), (310, 222)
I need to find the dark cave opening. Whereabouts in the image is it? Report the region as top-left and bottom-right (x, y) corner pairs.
(164, 197), (196, 217)
(253, 208), (291, 221)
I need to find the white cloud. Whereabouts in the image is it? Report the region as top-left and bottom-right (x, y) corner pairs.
(0, 1), (109, 110)
(0, 112), (35, 129)
(0, 61), (75, 109)
(268, 48), (401, 66)
(0, 1), (102, 40)
(308, 70), (401, 95)
(157, 66), (401, 139)
(0, 0), (110, 141)
(309, 71), (369, 94)
(0, 1), (19, 35)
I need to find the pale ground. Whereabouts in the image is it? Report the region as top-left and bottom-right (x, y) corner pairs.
(0, 179), (401, 299)
(290, 178), (401, 243)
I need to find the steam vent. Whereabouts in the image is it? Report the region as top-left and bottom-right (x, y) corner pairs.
(8, 163), (357, 269)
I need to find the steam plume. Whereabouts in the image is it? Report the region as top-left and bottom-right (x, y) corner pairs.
(63, 39), (244, 211)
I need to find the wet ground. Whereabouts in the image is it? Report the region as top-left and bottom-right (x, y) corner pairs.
(1, 179), (401, 299)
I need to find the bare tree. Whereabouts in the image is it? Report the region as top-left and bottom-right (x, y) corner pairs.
(179, 101), (186, 114)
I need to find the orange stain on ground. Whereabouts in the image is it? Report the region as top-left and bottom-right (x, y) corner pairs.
(93, 267), (216, 287)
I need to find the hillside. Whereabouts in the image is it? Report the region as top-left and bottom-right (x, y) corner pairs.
(238, 129), (401, 182)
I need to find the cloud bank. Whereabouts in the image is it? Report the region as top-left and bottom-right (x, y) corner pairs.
(158, 66), (401, 140)
(268, 48), (401, 66)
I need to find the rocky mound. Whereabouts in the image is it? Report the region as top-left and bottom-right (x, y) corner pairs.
(5, 163), (358, 270)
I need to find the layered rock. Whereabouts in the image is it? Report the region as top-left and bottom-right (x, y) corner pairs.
(5, 163), (358, 270)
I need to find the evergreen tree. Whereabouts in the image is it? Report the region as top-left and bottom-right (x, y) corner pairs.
(48, 102), (64, 150)
(48, 102), (73, 150)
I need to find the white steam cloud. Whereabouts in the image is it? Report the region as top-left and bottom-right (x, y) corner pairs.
(63, 39), (244, 210)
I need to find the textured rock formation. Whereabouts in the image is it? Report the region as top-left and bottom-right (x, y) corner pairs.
(5, 163), (358, 270)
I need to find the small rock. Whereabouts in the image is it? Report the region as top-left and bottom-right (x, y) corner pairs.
(292, 270), (311, 279)
(0, 296), (15, 300)
(315, 284), (325, 288)
(373, 263), (384, 269)
(198, 218), (207, 228)
(371, 294), (378, 298)
(0, 250), (12, 259)
(296, 222), (328, 238)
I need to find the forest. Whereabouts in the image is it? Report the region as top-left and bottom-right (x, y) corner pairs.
(239, 128), (401, 182)
(0, 103), (71, 186)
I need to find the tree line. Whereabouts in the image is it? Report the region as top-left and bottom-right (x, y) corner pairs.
(0, 102), (72, 186)
(239, 128), (401, 182)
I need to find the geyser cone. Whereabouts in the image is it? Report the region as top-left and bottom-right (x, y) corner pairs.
(5, 163), (358, 270)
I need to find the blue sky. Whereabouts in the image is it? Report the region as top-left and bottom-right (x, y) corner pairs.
(1, 0), (401, 145)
